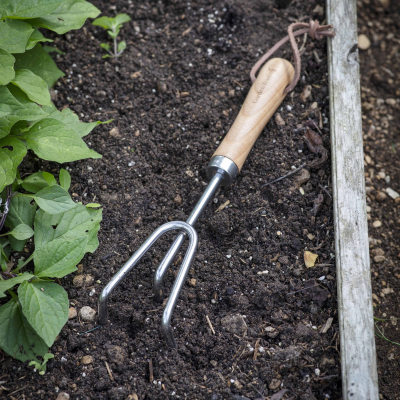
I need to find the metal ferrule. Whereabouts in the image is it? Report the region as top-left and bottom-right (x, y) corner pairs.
(206, 155), (239, 186)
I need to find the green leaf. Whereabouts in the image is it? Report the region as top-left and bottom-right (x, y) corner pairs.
(22, 118), (101, 161)
(7, 85), (48, 122)
(15, 43), (65, 88)
(0, 19), (34, 53)
(7, 224), (34, 240)
(0, 273), (34, 295)
(28, 185), (75, 214)
(22, 171), (55, 193)
(26, 29), (53, 51)
(34, 235), (88, 278)
(92, 16), (112, 29)
(59, 169), (71, 191)
(34, 202), (102, 254)
(30, 0), (100, 35)
(42, 45), (64, 55)
(11, 69), (52, 106)
(14, 44), (64, 88)
(93, 14), (131, 30)
(102, 54), (111, 59)
(100, 43), (110, 51)
(0, 297), (49, 363)
(18, 281), (68, 347)
(5, 195), (37, 251)
(0, 85), (24, 118)
(43, 171), (57, 186)
(0, 49), (15, 85)
(86, 203), (101, 208)
(0, 115), (21, 140)
(0, 0), (64, 19)
(117, 41), (126, 54)
(0, 136), (27, 192)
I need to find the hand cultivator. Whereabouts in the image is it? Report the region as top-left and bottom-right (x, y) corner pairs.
(98, 58), (294, 348)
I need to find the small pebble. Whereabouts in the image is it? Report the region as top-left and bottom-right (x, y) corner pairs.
(386, 188), (399, 199)
(79, 306), (96, 322)
(56, 393), (70, 400)
(358, 34), (371, 50)
(372, 220), (382, 228)
(376, 191), (387, 202)
(81, 355), (94, 365)
(374, 255), (386, 263)
(68, 307), (77, 320)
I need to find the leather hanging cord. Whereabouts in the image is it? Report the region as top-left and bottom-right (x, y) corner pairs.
(250, 20), (335, 93)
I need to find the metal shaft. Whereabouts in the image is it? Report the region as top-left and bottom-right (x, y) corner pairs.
(153, 172), (223, 302)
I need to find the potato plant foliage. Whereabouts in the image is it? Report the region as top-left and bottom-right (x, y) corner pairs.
(0, 0), (105, 367)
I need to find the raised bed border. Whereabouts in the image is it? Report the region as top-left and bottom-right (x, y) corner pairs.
(326, 0), (379, 398)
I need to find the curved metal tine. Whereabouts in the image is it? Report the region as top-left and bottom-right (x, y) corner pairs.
(98, 221), (198, 326)
(161, 230), (198, 348)
(153, 172), (224, 303)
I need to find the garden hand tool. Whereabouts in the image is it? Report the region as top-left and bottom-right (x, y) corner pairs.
(98, 57), (294, 348)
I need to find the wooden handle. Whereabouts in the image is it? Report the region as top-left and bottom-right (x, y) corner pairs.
(212, 58), (295, 171)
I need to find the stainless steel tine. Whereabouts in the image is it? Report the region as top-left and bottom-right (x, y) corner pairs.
(98, 221), (198, 340)
(154, 167), (231, 302)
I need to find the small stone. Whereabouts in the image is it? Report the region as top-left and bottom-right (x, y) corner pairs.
(378, 171), (386, 179)
(56, 393), (70, 400)
(73, 274), (94, 287)
(109, 127), (120, 138)
(221, 314), (247, 336)
(107, 345), (127, 364)
(157, 81), (167, 94)
(218, 91), (225, 97)
(376, 191), (387, 202)
(365, 155), (372, 164)
(292, 268), (302, 277)
(186, 170), (194, 177)
(386, 188), (400, 199)
(180, 91), (189, 98)
(269, 378), (281, 390)
(373, 255), (386, 263)
(358, 34), (371, 50)
(229, 89), (235, 97)
(68, 307), (77, 320)
(275, 113), (285, 126)
(127, 395), (139, 400)
(210, 360), (218, 367)
(386, 98), (396, 106)
(96, 90), (106, 97)
(372, 248), (384, 256)
(300, 85), (312, 102)
(194, 39), (201, 46)
(189, 278), (196, 287)
(82, 355), (94, 365)
(372, 220), (382, 228)
(226, 287), (234, 295)
(79, 306), (96, 322)
(382, 287), (394, 295)
(174, 194), (182, 205)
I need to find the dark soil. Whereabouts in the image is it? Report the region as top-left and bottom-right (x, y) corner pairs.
(358, 0), (400, 399)
(0, 1), (341, 399)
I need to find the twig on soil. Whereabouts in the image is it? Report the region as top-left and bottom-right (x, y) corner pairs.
(287, 284), (319, 295)
(261, 163), (307, 188)
(253, 339), (260, 361)
(105, 361), (114, 381)
(206, 315), (215, 335)
(149, 359), (154, 383)
(7, 384), (28, 397)
(319, 184), (332, 198)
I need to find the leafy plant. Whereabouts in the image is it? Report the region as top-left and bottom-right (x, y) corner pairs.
(0, 0), (107, 370)
(92, 13), (131, 58)
(29, 353), (54, 375)
(0, 169), (102, 367)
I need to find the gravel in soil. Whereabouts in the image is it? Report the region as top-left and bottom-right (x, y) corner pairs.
(358, 0), (400, 399)
(0, 1), (341, 399)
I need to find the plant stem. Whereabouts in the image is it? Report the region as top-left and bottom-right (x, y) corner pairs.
(12, 253), (34, 273)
